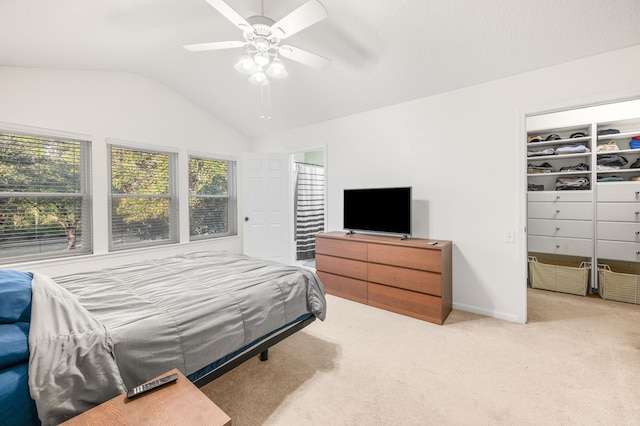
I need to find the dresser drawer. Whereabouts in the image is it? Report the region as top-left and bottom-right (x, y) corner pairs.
(528, 235), (593, 257)
(315, 236), (367, 261)
(597, 203), (640, 222)
(528, 202), (593, 220)
(315, 254), (367, 280)
(597, 240), (640, 263)
(368, 244), (441, 272)
(368, 283), (444, 324)
(527, 219), (593, 238)
(316, 271), (367, 304)
(528, 191), (592, 203)
(597, 182), (640, 202)
(368, 263), (442, 296)
(597, 221), (640, 242)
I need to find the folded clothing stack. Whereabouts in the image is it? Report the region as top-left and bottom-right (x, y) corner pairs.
(597, 155), (628, 170)
(559, 163), (589, 172)
(630, 135), (640, 149)
(556, 144), (589, 154)
(596, 141), (619, 152)
(597, 128), (620, 136)
(556, 176), (590, 190)
(528, 183), (544, 191)
(527, 147), (555, 157)
(527, 162), (554, 173)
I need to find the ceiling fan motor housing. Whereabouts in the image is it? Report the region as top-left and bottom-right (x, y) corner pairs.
(245, 17), (280, 58)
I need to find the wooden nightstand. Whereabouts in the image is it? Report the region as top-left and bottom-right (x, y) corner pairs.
(61, 369), (231, 425)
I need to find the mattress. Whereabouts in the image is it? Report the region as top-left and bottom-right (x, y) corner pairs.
(28, 251), (326, 424)
(52, 251), (326, 384)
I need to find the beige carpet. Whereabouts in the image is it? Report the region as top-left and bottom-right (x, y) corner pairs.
(201, 289), (640, 425)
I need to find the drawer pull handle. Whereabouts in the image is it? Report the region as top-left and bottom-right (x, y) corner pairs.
(555, 244), (560, 248)
(556, 209), (560, 213)
(556, 227), (560, 231)
(636, 231), (640, 235)
(637, 251), (640, 255)
(636, 211), (640, 215)
(556, 195), (561, 199)
(636, 191), (639, 196)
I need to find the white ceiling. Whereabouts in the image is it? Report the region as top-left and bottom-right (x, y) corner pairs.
(1, 0), (639, 138)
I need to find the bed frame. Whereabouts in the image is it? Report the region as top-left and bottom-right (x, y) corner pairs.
(192, 314), (316, 388)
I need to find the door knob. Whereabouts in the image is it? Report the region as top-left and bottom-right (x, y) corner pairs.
(244, 217), (249, 222)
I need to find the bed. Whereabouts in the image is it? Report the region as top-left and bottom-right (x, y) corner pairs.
(0, 251), (326, 426)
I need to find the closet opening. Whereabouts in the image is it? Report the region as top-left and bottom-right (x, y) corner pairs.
(524, 98), (640, 319)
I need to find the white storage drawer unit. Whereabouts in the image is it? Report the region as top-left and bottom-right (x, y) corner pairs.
(528, 235), (593, 257)
(597, 222), (640, 242)
(597, 203), (640, 223)
(528, 202), (593, 221)
(528, 219), (593, 239)
(528, 191), (593, 203)
(597, 182), (640, 202)
(598, 240), (640, 263)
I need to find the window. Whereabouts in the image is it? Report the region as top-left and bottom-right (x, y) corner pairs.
(109, 144), (178, 251)
(188, 154), (237, 240)
(0, 130), (92, 262)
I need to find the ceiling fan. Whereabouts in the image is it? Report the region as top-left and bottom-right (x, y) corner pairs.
(184, 0), (331, 86)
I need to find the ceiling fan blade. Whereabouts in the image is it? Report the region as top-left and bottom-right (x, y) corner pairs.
(205, 0), (252, 32)
(270, 0), (327, 39)
(279, 45), (331, 69)
(184, 40), (246, 52)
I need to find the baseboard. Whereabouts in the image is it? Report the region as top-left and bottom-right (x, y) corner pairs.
(452, 302), (521, 324)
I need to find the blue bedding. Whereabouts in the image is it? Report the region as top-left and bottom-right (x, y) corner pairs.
(0, 270), (39, 426)
(0, 270), (32, 323)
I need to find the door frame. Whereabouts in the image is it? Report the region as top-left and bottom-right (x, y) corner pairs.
(289, 144), (328, 264)
(519, 92), (640, 324)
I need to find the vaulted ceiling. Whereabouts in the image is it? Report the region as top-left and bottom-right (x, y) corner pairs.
(1, 0), (639, 138)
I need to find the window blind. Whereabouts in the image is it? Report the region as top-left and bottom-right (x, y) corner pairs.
(0, 132), (92, 262)
(109, 144), (178, 251)
(188, 155), (237, 240)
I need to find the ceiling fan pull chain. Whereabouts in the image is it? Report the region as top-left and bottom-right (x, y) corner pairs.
(260, 84), (271, 120)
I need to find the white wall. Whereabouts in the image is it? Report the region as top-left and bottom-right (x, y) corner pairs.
(252, 44), (640, 323)
(0, 67), (251, 276)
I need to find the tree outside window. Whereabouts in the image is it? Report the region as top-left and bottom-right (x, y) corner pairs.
(188, 155), (237, 240)
(0, 132), (91, 262)
(109, 145), (178, 250)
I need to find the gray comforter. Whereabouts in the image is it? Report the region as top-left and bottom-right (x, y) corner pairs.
(28, 251), (326, 425)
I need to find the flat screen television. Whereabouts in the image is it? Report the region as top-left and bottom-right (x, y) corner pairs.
(343, 187), (412, 236)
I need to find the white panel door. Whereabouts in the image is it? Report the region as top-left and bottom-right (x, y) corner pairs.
(242, 152), (291, 263)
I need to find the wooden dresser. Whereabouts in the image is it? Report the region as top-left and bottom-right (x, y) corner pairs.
(315, 232), (452, 325)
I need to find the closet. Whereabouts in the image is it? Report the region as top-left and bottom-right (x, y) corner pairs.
(526, 98), (640, 303)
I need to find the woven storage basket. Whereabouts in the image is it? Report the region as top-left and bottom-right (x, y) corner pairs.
(528, 257), (589, 296)
(598, 265), (639, 304)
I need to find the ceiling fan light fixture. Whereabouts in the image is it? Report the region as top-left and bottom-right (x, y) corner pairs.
(234, 54), (256, 74)
(266, 59), (288, 79)
(254, 37), (270, 51)
(254, 51), (270, 66)
(248, 70), (269, 86)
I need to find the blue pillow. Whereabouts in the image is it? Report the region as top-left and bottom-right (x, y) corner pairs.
(0, 363), (40, 426)
(0, 323), (30, 370)
(0, 271), (32, 323)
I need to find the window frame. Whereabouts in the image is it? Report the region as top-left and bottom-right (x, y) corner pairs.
(0, 125), (93, 263)
(107, 141), (179, 252)
(188, 152), (238, 241)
